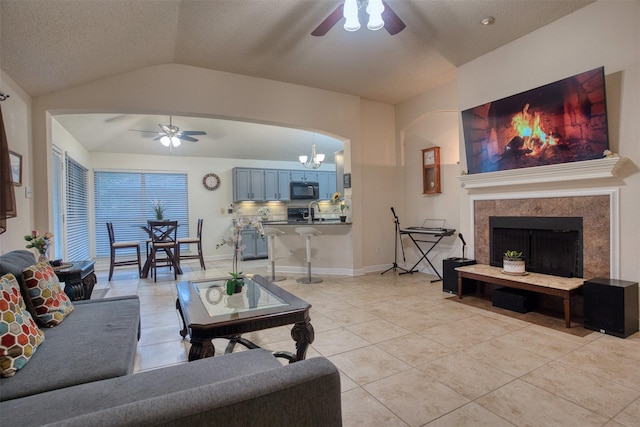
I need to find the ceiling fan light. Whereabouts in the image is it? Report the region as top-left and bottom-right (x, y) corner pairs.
(343, 0), (360, 31)
(171, 136), (181, 147)
(160, 136), (171, 146)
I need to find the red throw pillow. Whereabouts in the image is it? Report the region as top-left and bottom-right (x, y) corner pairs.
(1, 274), (45, 377)
(22, 262), (74, 327)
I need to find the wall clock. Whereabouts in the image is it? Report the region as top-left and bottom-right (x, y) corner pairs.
(421, 147), (441, 194)
(202, 173), (221, 191)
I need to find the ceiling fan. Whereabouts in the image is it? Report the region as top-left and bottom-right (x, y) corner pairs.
(131, 116), (206, 151)
(311, 0), (406, 36)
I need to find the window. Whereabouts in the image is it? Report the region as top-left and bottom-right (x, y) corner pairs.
(94, 171), (189, 257)
(65, 155), (90, 260)
(51, 146), (64, 257)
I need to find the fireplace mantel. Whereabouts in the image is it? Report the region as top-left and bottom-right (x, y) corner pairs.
(458, 156), (627, 189)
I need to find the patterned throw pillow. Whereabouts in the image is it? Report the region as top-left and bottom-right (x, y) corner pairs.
(1, 274), (45, 378)
(22, 262), (74, 327)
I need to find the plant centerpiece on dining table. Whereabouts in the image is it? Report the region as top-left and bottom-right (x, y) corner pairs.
(151, 199), (165, 220)
(503, 250), (525, 275)
(216, 216), (264, 295)
(24, 230), (53, 262)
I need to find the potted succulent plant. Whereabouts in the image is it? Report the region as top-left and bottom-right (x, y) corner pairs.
(503, 250), (525, 275)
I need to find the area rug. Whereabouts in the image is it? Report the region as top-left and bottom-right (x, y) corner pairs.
(446, 295), (593, 338)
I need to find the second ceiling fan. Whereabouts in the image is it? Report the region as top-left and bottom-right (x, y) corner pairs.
(131, 116), (206, 152)
(312, 0), (406, 36)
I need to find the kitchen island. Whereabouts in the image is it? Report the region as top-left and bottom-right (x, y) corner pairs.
(261, 220), (353, 275)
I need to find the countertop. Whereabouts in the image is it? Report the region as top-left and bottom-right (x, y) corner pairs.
(262, 219), (351, 226)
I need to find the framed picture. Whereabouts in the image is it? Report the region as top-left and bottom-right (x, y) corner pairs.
(9, 151), (22, 186)
(343, 173), (351, 188)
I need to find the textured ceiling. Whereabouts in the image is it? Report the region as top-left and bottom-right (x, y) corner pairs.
(1, 0), (593, 159)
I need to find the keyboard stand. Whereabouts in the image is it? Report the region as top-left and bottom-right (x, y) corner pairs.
(400, 228), (455, 282)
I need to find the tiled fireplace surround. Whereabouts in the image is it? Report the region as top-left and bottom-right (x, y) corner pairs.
(473, 194), (611, 280)
(470, 191), (614, 314)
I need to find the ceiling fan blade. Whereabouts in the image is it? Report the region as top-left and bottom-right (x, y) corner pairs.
(382, 1), (406, 35)
(130, 129), (160, 134)
(178, 135), (198, 142)
(180, 130), (206, 136)
(311, 3), (343, 36)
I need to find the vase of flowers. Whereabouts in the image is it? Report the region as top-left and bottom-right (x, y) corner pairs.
(151, 199), (165, 220)
(257, 206), (271, 221)
(24, 230), (53, 262)
(216, 216), (264, 295)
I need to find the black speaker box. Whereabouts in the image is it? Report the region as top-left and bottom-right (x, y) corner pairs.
(443, 258), (476, 294)
(492, 287), (536, 313)
(583, 277), (638, 338)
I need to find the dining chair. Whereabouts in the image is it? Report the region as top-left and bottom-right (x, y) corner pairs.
(147, 220), (179, 282)
(177, 218), (205, 270)
(106, 222), (141, 281)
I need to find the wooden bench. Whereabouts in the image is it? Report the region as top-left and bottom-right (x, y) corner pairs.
(456, 264), (584, 328)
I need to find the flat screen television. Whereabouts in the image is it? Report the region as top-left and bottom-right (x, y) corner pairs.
(461, 67), (610, 174)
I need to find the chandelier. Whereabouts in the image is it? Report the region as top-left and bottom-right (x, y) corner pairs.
(299, 136), (325, 169)
(343, 0), (385, 32)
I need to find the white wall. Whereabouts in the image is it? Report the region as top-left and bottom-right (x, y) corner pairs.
(395, 0), (639, 285)
(456, 0), (639, 283)
(0, 71), (33, 254)
(25, 63), (398, 273)
(395, 80), (462, 274)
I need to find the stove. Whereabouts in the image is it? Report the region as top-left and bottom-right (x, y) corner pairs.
(287, 207), (314, 222)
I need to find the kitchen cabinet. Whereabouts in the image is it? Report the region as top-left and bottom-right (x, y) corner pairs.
(240, 227), (267, 260)
(278, 170), (291, 200)
(264, 170), (291, 201)
(290, 171), (318, 182)
(317, 172), (336, 200)
(233, 168), (266, 201)
(234, 167), (334, 202)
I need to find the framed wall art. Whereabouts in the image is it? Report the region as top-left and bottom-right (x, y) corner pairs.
(9, 151), (22, 186)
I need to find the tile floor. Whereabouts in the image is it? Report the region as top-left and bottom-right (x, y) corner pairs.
(95, 259), (640, 427)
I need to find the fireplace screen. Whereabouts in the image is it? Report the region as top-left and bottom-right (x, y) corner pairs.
(462, 67), (610, 174)
(490, 216), (583, 278)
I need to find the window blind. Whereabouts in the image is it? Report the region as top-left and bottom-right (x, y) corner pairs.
(65, 155), (90, 261)
(51, 146), (64, 257)
(94, 171), (189, 257)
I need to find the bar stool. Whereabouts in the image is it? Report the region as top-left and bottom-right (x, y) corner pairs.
(295, 226), (322, 284)
(263, 227), (286, 282)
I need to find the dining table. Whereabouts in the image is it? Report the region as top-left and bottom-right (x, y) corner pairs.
(138, 221), (183, 279)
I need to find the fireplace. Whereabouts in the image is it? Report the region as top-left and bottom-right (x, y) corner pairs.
(473, 194), (611, 280)
(490, 216), (583, 278)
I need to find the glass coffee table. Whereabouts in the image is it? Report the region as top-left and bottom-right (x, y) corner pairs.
(176, 274), (314, 362)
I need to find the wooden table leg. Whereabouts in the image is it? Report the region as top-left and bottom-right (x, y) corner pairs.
(188, 338), (214, 361)
(291, 320), (315, 363)
(563, 297), (571, 328)
(458, 272), (463, 299)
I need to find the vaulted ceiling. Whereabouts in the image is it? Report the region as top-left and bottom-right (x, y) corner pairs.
(1, 0), (593, 159)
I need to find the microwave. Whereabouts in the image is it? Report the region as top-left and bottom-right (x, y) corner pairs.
(290, 181), (319, 200)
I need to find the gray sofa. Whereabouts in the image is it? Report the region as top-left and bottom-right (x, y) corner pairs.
(0, 250), (342, 426)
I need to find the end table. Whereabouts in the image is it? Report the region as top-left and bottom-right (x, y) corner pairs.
(53, 260), (97, 301)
